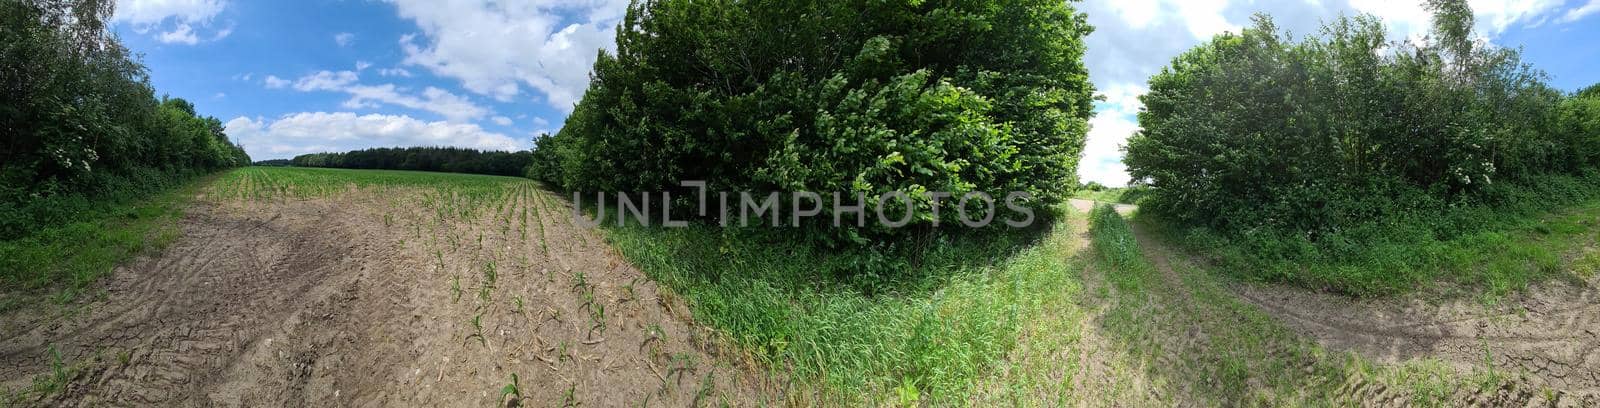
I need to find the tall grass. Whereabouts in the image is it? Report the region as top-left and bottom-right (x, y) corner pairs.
(600, 208), (1084, 404)
(0, 170), (206, 305)
(1162, 173), (1600, 297)
(1085, 205), (1509, 406)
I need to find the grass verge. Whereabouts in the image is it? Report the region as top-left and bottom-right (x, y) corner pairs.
(0, 175), (209, 307)
(599, 208), (1086, 404)
(1160, 173), (1600, 297)
(1085, 205), (1515, 406)
(1070, 186), (1146, 205)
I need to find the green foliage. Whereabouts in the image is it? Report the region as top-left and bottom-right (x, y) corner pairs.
(1555, 90), (1600, 169)
(291, 146), (531, 177)
(251, 159), (293, 167)
(1159, 173), (1600, 296)
(1072, 185), (1148, 205)
(0, 170), (196, 296)
(531, 0), (1095, 245)
(1, 0), (246, 291)
(1126, 8), (1572, 235)
(1121, 1), (1600, 295)
(602, 209), (1079, 403)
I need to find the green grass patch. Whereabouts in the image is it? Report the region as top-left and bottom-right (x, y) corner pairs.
(0, 173), (209, 304)
(1156, 173), (1600, 297)
(1085, 205), (1511, 406)
(1071, 186), (1147, 205)
(599, 207), (1085, 404)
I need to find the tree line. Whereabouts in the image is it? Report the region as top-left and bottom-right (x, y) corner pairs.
(290, 147), (532, 177)
(526, 0), (1096, 247)
(1, 0), (249, 240)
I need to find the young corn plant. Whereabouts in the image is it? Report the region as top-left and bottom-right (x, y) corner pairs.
(450, 275), (462, 303)
(589, 303), (607, 337)
(466, 313), (486, 346)
(479, 261), (498, 302)
(500, 373), (522, 402)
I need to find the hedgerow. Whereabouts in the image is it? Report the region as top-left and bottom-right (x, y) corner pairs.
(1, 0), (249, 241)
(1123, 0), (1600, 294)
(529, 0), (1096, 245)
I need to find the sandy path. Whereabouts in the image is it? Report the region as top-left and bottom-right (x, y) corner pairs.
(1234, 273), (1600, 404)
(1117, 216), (1598, 405)
(1067, 199), (1136, 216)
(0, 183), (770, 406)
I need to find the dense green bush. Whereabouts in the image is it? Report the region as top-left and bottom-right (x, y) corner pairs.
(1, 0), (248, 241)
(1123, 0), (1600, 295)
(1125, 1), (1580, 235)
(530, 0), (1095, 244)
(291, 147), (531, 177)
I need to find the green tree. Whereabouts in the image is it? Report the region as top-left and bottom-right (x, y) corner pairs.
(534, 0), (1095, 244)
(1, 0), (249, 240)
(1124, 2), (1566, 234)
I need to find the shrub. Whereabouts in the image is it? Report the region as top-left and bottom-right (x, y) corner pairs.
(1124, 2), (1573, 237)
(532, 0), (1095, 245)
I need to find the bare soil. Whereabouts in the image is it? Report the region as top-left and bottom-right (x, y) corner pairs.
(1235, 272), (1600, 405)
(0, 185), (771, 406)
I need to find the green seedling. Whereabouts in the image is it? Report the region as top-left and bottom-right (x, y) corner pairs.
(451, 275), (462, 303)
(589, 303), (607, 336)
(467, 313), (486, 346)
(479, 261), (498, 302)
(562, 384), (578, 407)
(501, 373), (522, 402)
(571, 271), (588, 291)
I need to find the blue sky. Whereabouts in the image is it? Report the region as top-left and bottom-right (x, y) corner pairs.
(113, 0), (1600, 185)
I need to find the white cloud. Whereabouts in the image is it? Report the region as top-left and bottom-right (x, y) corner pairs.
(114, 0), (224, 25)
(292, 70), (360, 91)
(267, 70), (491, 121)
(114, 0), (228, 44)
(211, 23), (233, 40)
(1349, 0), (1567, 38)
(355, 61), (373, 71)
(1561, 0), (1600, 23)
(157, 23), (198, 44)
(341, 85), (490, 122)
(387, 0), (626, 111)
(334, 32), (355, 47)
(492, 116), (513, 126)
(225, 112), (523, 160)
(378, 68), (414, 77)
(263, 75), (290, 89)
(1078, 84), (1146, 187)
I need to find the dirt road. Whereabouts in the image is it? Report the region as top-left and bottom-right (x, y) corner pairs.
(1235, 268), (1600, 403)
(1121, 217), (1598, 406)
(1068, 198), (1136, 216)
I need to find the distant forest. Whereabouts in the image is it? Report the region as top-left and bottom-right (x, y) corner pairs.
(251, 159), (293, 167)
(289, 147), (532, 177)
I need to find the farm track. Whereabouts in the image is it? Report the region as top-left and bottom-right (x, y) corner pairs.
(1064, 201), (1596, 406)
(0, 174), (768, 406)
(1132, 218), (1598, 406)
(1234, 269), (1600, 405)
